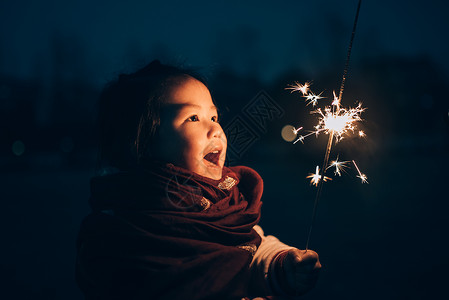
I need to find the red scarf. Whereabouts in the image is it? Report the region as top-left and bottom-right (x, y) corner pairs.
(76, 161), (263, 300)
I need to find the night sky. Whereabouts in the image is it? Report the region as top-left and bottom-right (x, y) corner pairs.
(1, 1), (449, 299)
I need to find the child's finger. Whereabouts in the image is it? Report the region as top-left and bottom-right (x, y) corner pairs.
(300, 252), (320, 269)
(288, 249), (320, 269)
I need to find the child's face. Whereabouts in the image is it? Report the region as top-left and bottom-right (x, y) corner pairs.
(155, 77), (227, 180)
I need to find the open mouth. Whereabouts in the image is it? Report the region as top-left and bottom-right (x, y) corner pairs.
(203, 150), (221, 167)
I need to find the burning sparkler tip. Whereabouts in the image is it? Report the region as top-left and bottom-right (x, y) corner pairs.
(286, 80), (367, 184)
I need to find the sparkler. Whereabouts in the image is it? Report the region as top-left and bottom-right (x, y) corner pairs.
(286, 0), (366, 250)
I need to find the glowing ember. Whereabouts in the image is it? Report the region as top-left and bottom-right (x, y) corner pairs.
(332, 90), (340, 106)
(307, 166), (332, 186)
(352, 160), (368, 184)
(286, 81), (311, 95)
(292, 126), (303, 135)
(304, 91), (325, 107)
(327, 156), (349, 176)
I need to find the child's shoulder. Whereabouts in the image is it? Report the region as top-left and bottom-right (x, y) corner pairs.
(228, 165), (261, 179)
(227, 165), (263, 192)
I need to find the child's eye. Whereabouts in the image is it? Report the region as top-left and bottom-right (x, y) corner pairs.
(188, 115), (199, 122)
(211, 116), (219, 123)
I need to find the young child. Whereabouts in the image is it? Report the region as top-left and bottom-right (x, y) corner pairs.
(76, 60), (321, 300)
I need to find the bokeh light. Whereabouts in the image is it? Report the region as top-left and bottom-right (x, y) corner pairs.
(281, 125), (297, 142)
(12, 140), (25, 156)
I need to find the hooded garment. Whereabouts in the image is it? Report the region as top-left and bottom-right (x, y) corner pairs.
(76, 161), (264, 300)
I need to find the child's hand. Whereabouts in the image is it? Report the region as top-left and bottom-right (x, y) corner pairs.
(275, 248), (321, 296)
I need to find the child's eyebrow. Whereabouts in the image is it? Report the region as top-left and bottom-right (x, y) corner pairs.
(166, 103), (218, 112)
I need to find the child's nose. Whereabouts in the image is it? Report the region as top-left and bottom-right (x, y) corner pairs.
(208, 122), (225, 140)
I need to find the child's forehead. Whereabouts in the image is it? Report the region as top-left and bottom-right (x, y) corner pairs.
(160, 77), (217, 114)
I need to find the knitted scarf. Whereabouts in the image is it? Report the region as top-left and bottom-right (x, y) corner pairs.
(76, 161), (263, 300)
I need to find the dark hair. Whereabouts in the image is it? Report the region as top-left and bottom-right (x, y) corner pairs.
(97, 60), (207, 171)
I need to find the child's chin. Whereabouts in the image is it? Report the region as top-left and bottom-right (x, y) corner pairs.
(197, 166), (223, 180)
(197, 159), (224, 180)
(209, 173), (223, 180)
(203, 169), (222, 180)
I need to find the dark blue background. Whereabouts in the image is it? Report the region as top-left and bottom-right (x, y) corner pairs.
(1, 0), (448, 299)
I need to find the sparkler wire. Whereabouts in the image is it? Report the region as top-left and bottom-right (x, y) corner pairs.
(305, 0), (362, 250)
(305, 130), (334, 250)
(338, 0), (362, 102)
